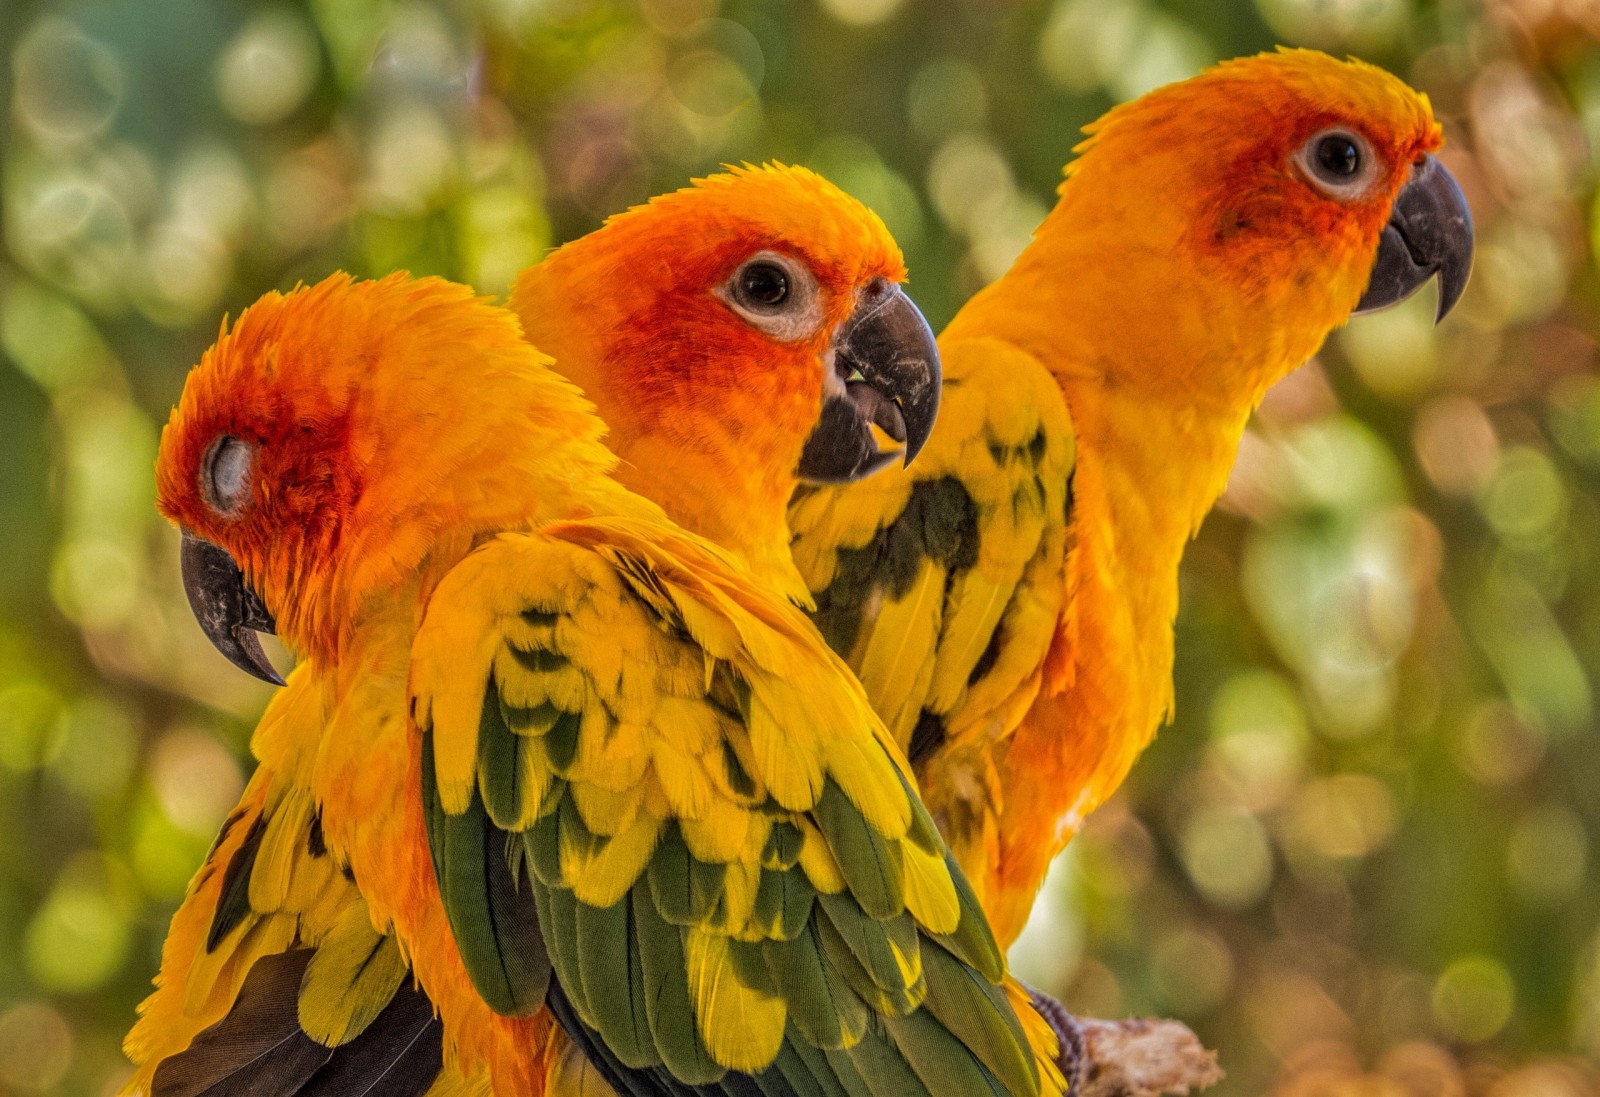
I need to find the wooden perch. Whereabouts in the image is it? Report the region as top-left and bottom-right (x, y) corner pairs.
(1032, 993), (1224, 1097)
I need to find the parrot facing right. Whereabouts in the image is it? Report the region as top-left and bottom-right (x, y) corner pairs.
(511, 163), (941, 607)
(788, 49), (1475, 947)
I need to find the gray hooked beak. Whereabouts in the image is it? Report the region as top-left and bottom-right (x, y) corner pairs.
(1354, 154), (1474, 322)
(797, 280), (942, 484)
(180, 530), (284, 686)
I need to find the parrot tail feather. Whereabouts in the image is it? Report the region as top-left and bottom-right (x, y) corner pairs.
(150, 949), (445, 1097)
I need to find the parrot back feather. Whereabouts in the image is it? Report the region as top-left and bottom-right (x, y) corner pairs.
(413, 521), (1055, 1097)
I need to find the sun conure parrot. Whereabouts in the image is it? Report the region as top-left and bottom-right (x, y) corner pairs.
(128, 179), (1062, 1097)
(511, 164), (941, 608)
(787, 49), (1475, 948)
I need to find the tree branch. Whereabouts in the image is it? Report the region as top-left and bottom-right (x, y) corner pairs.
(1032, 993), (1224, 1097)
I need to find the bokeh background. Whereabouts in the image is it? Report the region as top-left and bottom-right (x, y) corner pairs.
(1, 0), (1596, 1093)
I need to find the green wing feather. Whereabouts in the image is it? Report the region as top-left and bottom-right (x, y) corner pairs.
(422, 729), (551, 1018)
(411, 524), (1047, 1096)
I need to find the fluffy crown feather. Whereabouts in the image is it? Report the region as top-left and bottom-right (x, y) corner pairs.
(155, 272), (626, 661)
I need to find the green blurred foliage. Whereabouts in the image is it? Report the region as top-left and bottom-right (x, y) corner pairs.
(2, 0), (1598, 1094)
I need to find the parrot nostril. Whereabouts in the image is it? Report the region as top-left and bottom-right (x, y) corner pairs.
(860, 277), (891, 304)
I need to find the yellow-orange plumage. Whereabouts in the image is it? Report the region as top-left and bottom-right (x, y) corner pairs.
(790, 50), (1465, 945)
(133, 273), (613, 1097)
(129, 164), (1059, 1097)
(512, 163), (907, 605)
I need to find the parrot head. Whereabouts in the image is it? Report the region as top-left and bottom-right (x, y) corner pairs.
(1187, 49), (1473, 321)
(513, 163), (941, 491)
(992, 49), (1474, 401)
(155, 273), (616, 680)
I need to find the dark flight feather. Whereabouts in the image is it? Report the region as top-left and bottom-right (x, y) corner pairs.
(207, 813), (267, 952)
(151, 950), (332, 1097)
(297, 978), (442, 1097)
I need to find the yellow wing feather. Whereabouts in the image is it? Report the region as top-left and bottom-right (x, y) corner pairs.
(790, 336), (1076, 895)
(413, 517), (1056, 1096)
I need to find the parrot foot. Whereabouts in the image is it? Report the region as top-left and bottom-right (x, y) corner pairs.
(1030, 988), (1088, 1094)
(1028, 989), (1223, 1097)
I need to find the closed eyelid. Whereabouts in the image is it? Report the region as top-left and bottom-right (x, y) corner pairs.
(202, 436), (253, 514)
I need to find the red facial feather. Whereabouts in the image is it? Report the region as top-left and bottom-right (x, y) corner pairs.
(510, 163), (912, 594)
(155, 272), (615, 662)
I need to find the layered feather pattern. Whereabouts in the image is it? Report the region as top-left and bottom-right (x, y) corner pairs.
(790, 51), (1451, 946)
(791, 337), (1076, 903)
(123, 718), (452, 1097)
(413, 518), (1047, 1096)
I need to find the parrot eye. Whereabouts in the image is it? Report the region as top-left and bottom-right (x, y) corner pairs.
(1316, 135), (1360, 177)
(1297, 128), (1379, 199)
(202, 436), (253, 515)
(739, 262), (790, 308)
(719, 251), (822, 342)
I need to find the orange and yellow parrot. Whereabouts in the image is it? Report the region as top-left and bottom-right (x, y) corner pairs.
(128, 169), (1064, 1097)
(787, 50), (1475, 947)
(511, 165), (940, 607)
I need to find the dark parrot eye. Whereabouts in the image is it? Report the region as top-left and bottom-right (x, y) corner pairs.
(1297, 128), (1378, 198)
(720, 251), (822, 341)
(1316, 134), (1361, 177)
(738, 262), (790, 309)
(202, 435), (253, 515)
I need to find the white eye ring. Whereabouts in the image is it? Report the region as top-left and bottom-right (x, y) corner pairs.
(202, 436), (253, 515)
(717, 251), (823, 342)
(1296, 128), (1380, 200)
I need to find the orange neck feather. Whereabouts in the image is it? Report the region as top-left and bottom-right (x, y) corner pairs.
(514, 256), (823, 606)
(944, 81), (1388, 755)
(509, 164), (906, 608)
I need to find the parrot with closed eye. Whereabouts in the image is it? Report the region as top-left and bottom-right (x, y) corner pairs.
(126, 165), (1066, 1097)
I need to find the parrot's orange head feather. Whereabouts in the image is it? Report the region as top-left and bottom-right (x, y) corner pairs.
(1007, 48), (1456, 403)
(156, 272), (613, 661)
(1079, 48), (1440, 261)
(511, 163), (934, 595)
(516, 162), (905, 445)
